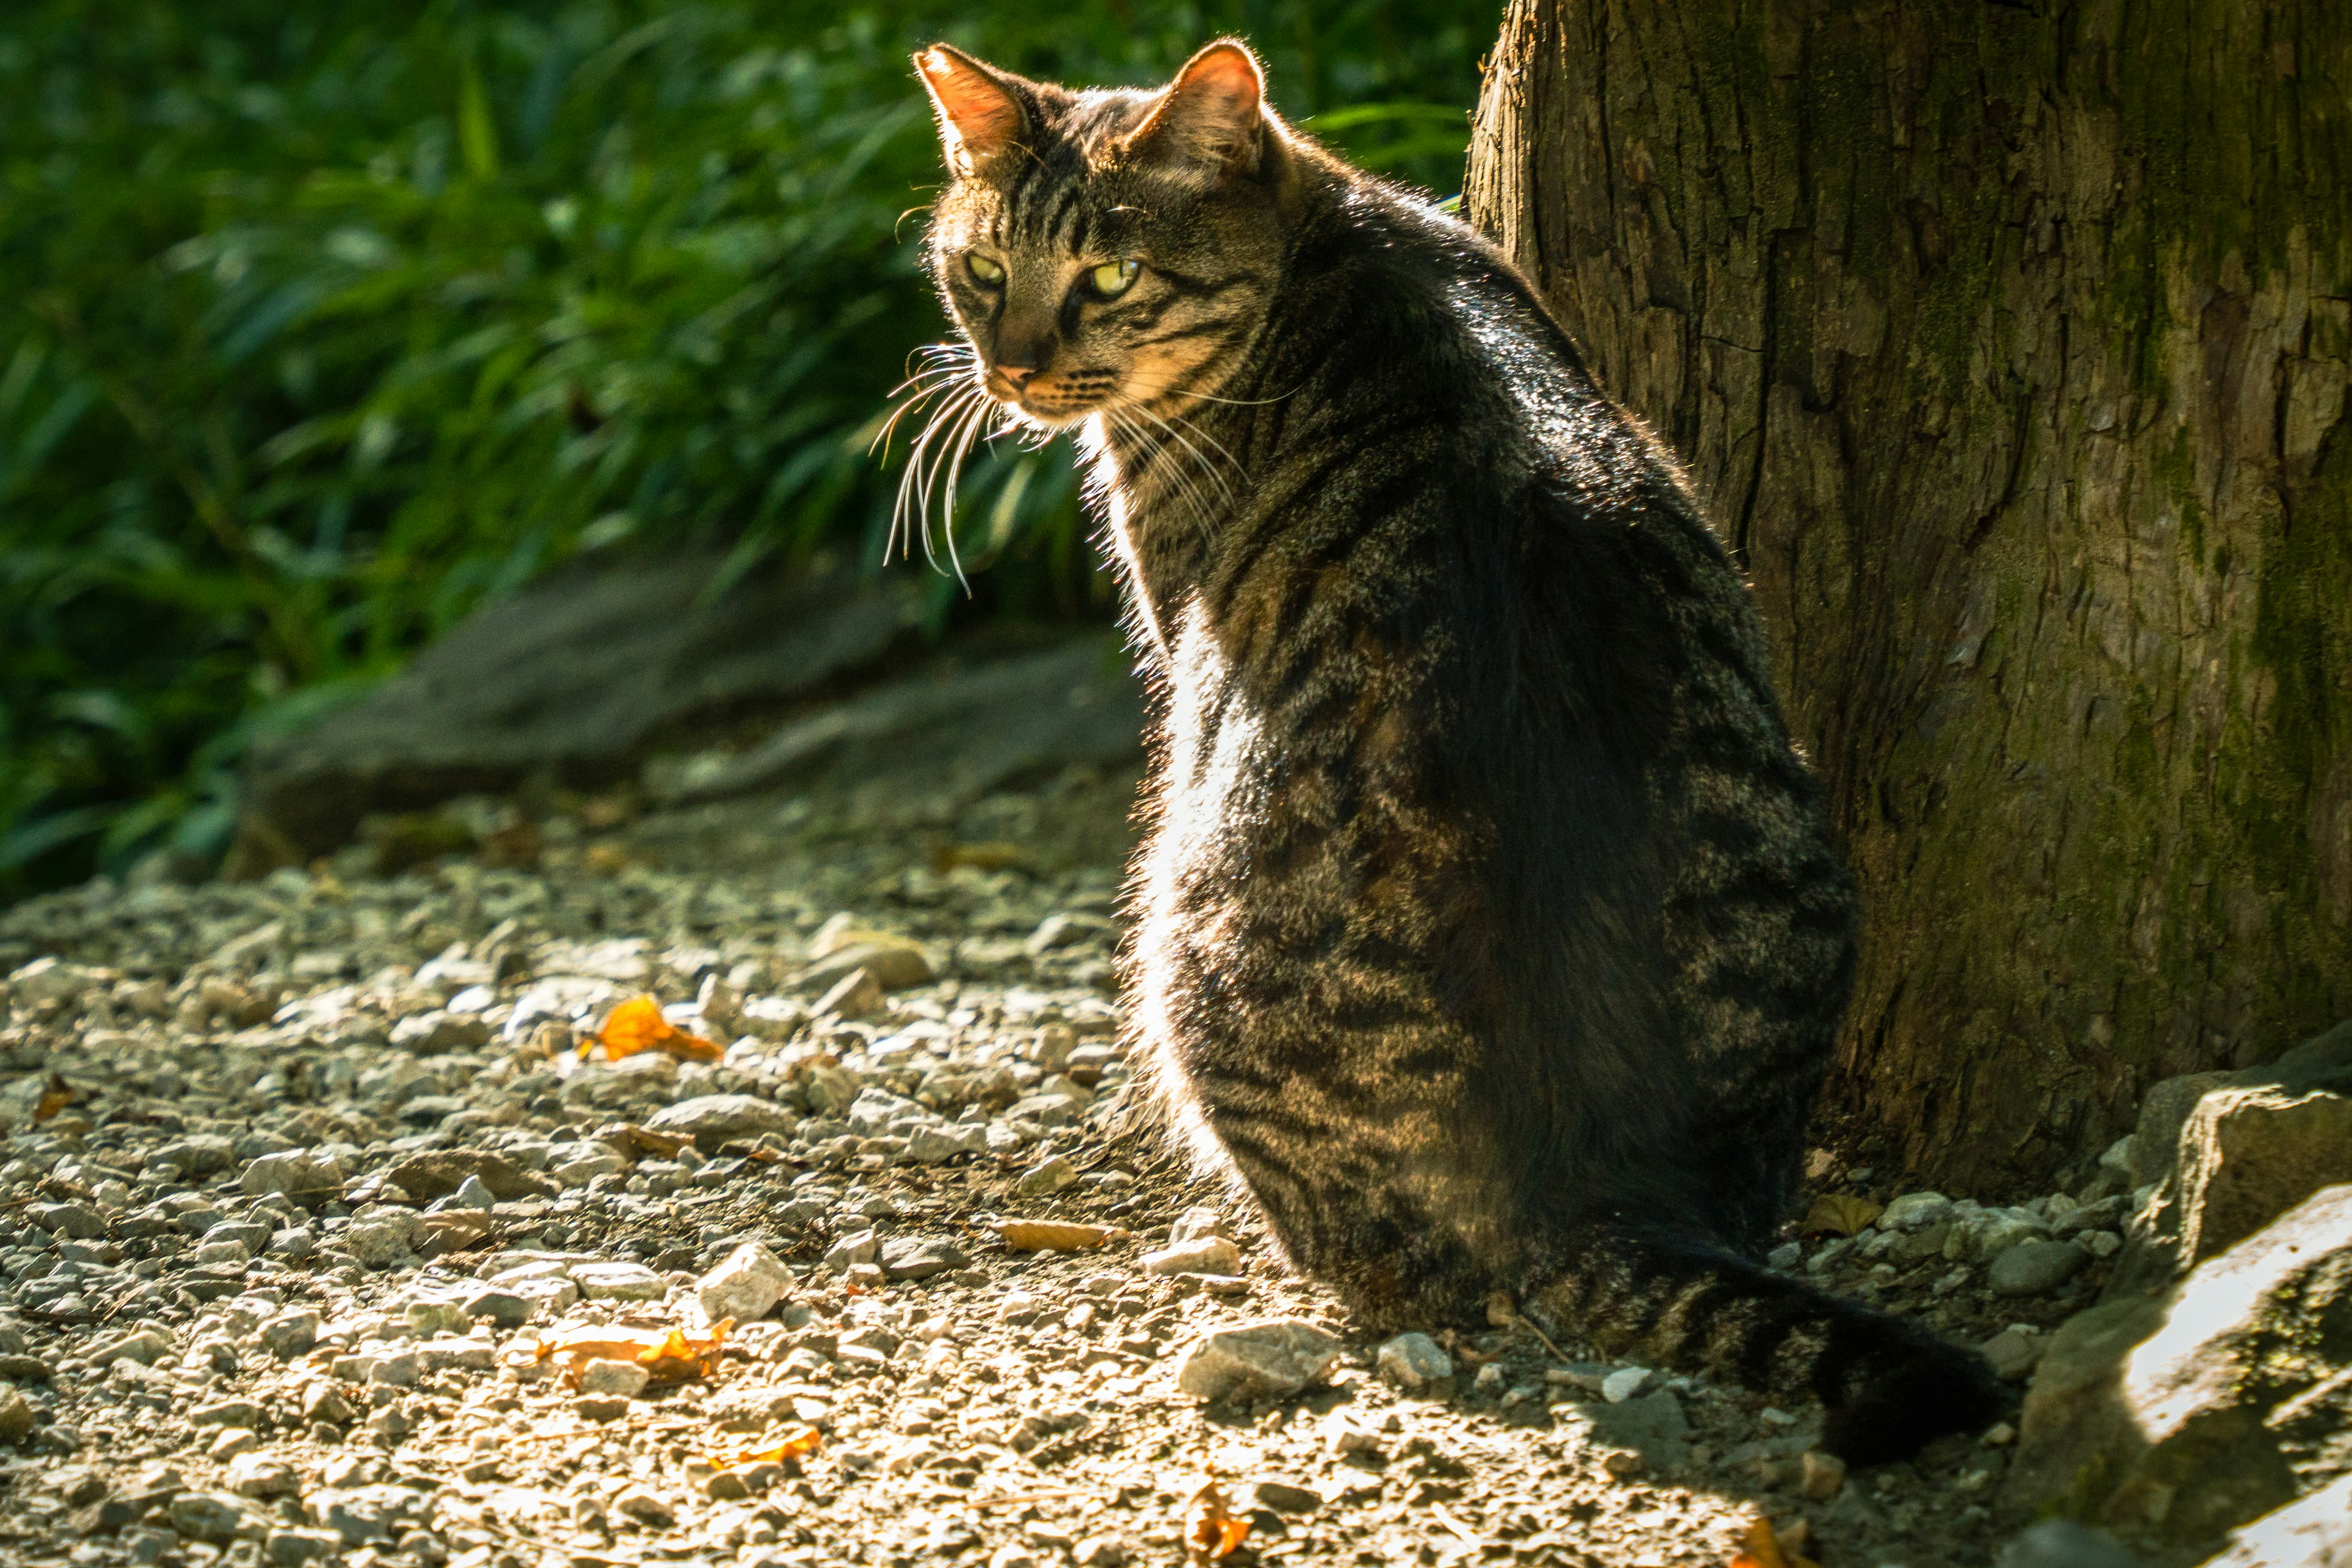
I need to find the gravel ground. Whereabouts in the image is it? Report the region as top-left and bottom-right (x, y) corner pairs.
(0, 767), (2130, 1568)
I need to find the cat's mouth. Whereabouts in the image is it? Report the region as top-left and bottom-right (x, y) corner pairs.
(985, 365), (1121, 428)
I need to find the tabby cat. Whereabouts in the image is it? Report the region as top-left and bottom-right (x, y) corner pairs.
(910, 38), (2003, 1463)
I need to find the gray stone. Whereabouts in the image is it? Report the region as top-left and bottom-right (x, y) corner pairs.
(266, 1227), (317, 1262)
(902, 1123), (986, 1163)
(387, 1012), (491, 1054)
(1945, 1207), (2052, 1264)
(227, 1454), (300, 1500)
(824, 1230), (879, 1272)
(1014, 1156), (1080, 1197)
(815, 968), (884, 1019)
(28, 1202), (105, 1240)
(846, 1086), (920, 1132)
(1142, 1237), (1243, 1277)
(384, 1150), (556, 1202)
(802, 940), (935, 993)
(1989, 1240), (2092, 1297)
(1880, 1192), (1953, 1231)
(240, 1150), (343, 1200)
(231, 557), (916, 867)
(1995, 1521), (2145, 1568)
(6, 956), (92, 1006)
(614, 1488), (675, 1527)
(191, 1398), (265, 1428)
(307, 1485), (414, 1546)
(1374, 1332), (1455, 1395)
(341, 1211), (423, 1267)
(576, 1359), (651, 1398)
(86, 1329), (173, 1368)
(573, 1261), (666, 1301)
(646, 1093), (799, 1148)
(1585, 1390), (1691, 1469)
(2006, 1183), (2352, 1555)
(1175, 1319), (1344, 1403)
(257, 1310), (318, 1359)
(459, 1287), (534, 1328)
(696, 1242), (794, 1322)
(265, 1529), (342, 1568)
(881, 1237), (970, 1281)
(2116, 1021), (2352, 1292)
(446, 1174), (496, 1210)
(1600, 1366), (1655, 1403)
(0, 1385), (33, 1445)
(1980, 1327), (2044, 1383)
(167, 1492), (249, 1544)
(150, 1137), (238, 1179)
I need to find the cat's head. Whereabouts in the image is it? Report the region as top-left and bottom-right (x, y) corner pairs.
(914, 40), (1299, 430)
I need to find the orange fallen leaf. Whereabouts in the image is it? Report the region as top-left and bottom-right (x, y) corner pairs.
(707, 1425), (822, 1470)
(535, 1318), (732, 1385)
(32, 1072), (74, 1123)
(995, 1219), (1125, 1252)
(581, 995), (722, 1064)
(1801, 1192), (1883, 1238)
(1183, 1478), (1251, 1564)
(1729, 1515), (1821, 1568)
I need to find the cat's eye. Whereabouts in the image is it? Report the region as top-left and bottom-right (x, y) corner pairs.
(965, 252), (1005, 285)
(1088, 259), (1140, 298)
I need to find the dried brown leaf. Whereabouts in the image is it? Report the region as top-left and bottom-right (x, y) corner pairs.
(31, 1072), (74, 1123)
(1801, 1193), (1883, 1238)
(994, 1219), (1125, 1252)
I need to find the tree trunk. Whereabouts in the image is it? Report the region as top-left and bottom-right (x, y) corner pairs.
(1467, 0), (2352, 1193)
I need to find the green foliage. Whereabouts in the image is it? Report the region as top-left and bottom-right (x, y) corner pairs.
(0, 0), (1488, 897)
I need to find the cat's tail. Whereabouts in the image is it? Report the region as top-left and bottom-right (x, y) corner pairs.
(1525, 1221), (2008, 1465)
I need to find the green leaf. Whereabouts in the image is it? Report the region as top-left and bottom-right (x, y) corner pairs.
(459, 57), (502, 181)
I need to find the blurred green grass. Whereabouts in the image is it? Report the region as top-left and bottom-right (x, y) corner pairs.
(0, 0), (1490, 897)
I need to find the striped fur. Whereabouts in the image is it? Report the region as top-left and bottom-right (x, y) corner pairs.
(913, 40), (2003, 1463)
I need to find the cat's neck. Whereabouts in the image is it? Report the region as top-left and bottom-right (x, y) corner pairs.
(1084, 386), (1261, 664)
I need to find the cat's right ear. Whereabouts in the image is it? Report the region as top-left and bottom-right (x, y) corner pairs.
(915, 45), (1028, 176)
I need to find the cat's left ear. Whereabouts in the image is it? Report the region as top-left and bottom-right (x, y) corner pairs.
(1124, 40), (1267, 178)
(916, 45), (1030, 176)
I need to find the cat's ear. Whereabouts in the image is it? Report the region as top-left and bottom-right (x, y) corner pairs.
(915, 45), (1029, 175)
(1124, 40), (1267, 178)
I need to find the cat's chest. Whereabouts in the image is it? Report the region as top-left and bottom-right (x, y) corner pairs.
(1156, 601), (1267, 823)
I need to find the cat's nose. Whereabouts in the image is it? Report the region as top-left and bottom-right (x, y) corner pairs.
(995, 364), (1037, 386)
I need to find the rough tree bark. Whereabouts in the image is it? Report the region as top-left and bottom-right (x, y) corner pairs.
(1467, 1), (2352, 1193)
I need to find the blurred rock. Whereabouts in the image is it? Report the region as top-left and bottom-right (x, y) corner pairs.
(665, 636), (1143, 808)
(228, 556), (917, 870)
(2113, 1021), (2352, 1294)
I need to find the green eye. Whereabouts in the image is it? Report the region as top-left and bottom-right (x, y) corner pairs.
(1089, 259), (1140, 298)
(966, 252), (1004, 284)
